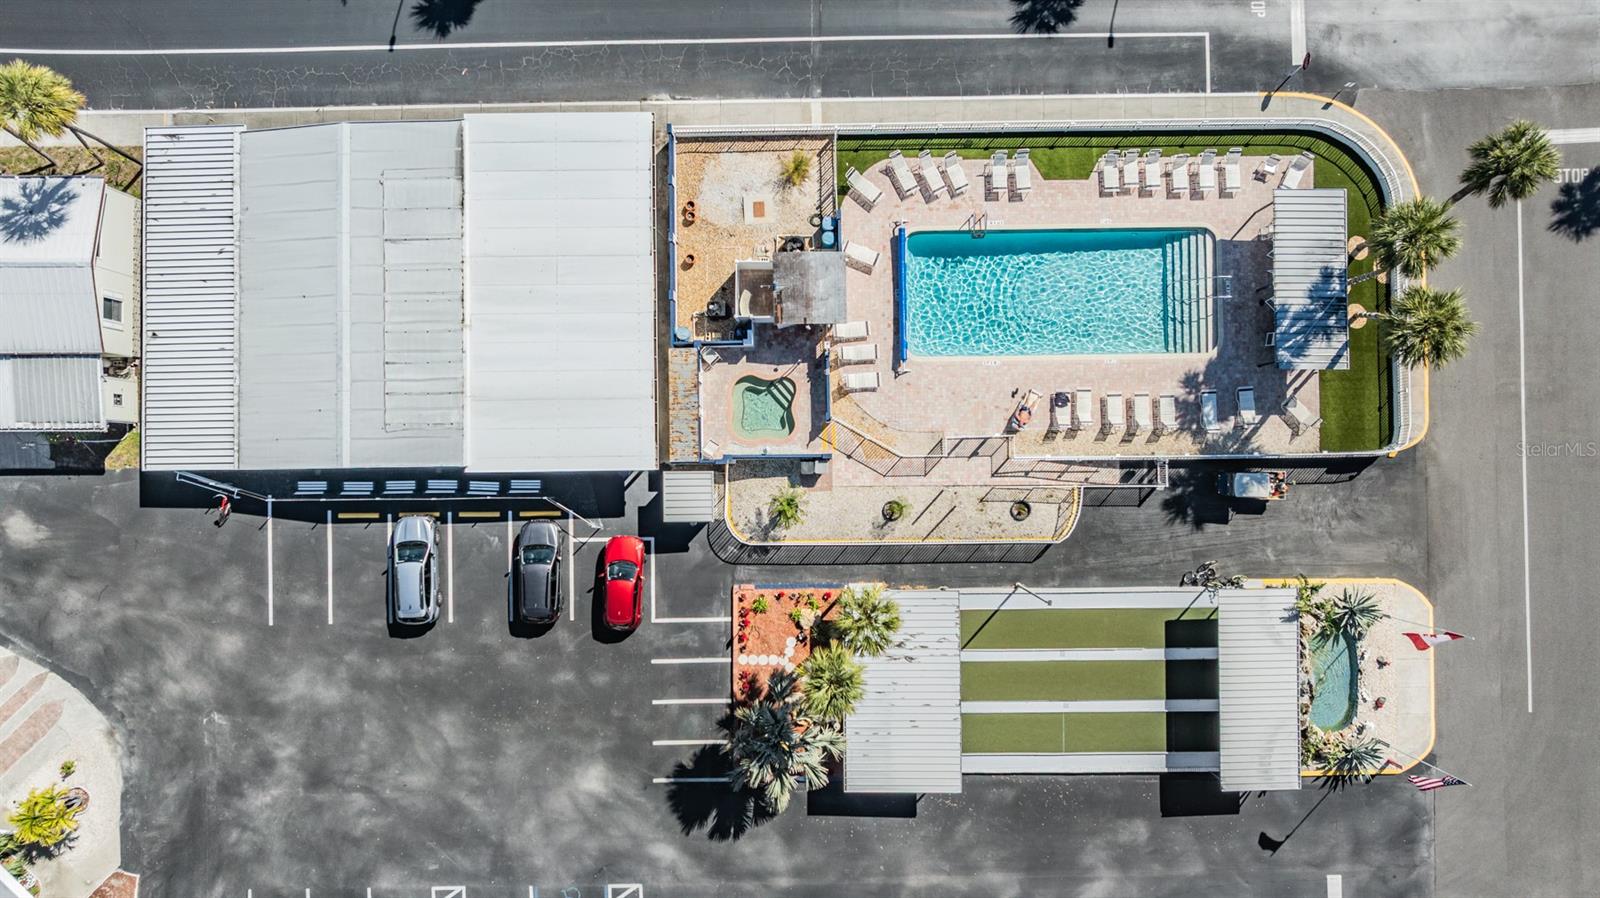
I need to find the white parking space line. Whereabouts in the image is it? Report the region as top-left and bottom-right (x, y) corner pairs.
(651, 776), (732, 785)
(1547, 127), (1600, 144)
(325, 509), (333, 625)
(651, 657), (730, 665)
(566, 516), (576, 622)
(651, 697), (727, 705)
(1326, 873), (1342, 898)
(1288, 0), (1307, 63)
(645, 535), (732, 625)
(1517, 200), (1534, 714)
(446, 510), (455, 624)
(266, 497), (275, 626)
(652, 738), (729, 746)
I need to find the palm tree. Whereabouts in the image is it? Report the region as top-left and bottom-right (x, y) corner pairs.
(768, 488), (804, 530)
(1459, 120), (1562, 209)
(832, 585), (901, 657)
(0, 59), (141, 180)
(779, 150), (812, 189)
(723, 671), (845, 813)
(1379, 285), (1479, 370)
(1326, 588), (1387, 640)
(7, 786), (80, 849)
(1352, 196), (1461, 285)
(800, 643), (864, 723)
(1323, 737), (1389, 788)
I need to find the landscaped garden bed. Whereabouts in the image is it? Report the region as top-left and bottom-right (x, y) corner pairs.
(731, 584), (841, 700)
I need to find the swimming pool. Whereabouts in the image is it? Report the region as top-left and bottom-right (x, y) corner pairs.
(731, 375), (797, 441)
(902, 227), (1213, 356)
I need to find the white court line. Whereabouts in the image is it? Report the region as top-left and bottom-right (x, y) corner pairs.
(1518, 199), (1533, 714)
(446, 510), (454, 624)
(651, 697), (727, 705)
(1288, 0), (1307, 64)
(325, 509), (333, 625)
(650, 657), (730, 665)
(566, 515), (576, 622)
(0, 31), (1214, 56)
(652, 738), (729, 746)
(266, 497), (275, 626)
(651, 776), (732, 784)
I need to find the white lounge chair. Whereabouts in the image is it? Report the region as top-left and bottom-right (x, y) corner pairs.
(1141, 149), (1162, 193)
(1011, 148), (1033, 194)
(844, 166), (883, 209)
(1283, 396), (1322, 434)
(1132, 392), (1153, 433)
(1168, 153), (1191, 195)
(1196, 149), (1217, 195)
(987, 150), (1008, 197)
(1236, 386), (1259, 425)
(942, 151), (970, 196)
(1074, 389), (1094, 430)
(838, 343), (877, 365)
(1222, 148), (1243, 195)
(1104, 392), (1126, 431)
(844, 240), (880, 273)
(1201, 390), (1221, 432)
(834, 320), (870, 341)
(1121, 150), (1140, 191)
(917, 150), (946, 199)
(1048, 391), (1072, 433)
(843, 371), (880, 393)
(1099, 152), (1122, 194)
(1157, 394), (1178, 433)
(1282, 151), (1314, 189)
(1255, 153), (1283, 182)
(886, 149), (916, 198)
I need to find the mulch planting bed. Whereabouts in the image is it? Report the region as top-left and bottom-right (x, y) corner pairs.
(731, 584), (841, 701)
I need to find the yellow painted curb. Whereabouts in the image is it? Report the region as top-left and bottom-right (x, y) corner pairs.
(1262, 576), (1435, 778)
(335, 512), (380, 521)
(518, 510), (561, 518)
(1263, 92), (1433, 458)
(457, 510), (501, 519)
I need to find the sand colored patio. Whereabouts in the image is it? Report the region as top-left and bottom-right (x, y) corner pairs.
(832, 150), (1327, 460)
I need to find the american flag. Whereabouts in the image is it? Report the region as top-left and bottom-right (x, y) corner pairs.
(1408, 774), (1467, 792)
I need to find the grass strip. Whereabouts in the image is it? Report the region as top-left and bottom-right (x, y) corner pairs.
(961, 712), (1219, 753)
(962, 659), (1219, 702)
(960, 608), (1216, 650)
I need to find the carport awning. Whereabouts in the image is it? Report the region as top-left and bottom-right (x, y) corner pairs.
(1217, 588), (1303, 792)
(1271, 188), (1351, 370)
(661, 469), (717, 523)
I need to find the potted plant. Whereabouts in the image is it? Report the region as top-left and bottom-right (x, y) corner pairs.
(1010, 500), (1031, 521)
(881, 497), (909, 523)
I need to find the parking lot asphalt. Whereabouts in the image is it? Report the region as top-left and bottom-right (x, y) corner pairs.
(0, 467), (1432, 897)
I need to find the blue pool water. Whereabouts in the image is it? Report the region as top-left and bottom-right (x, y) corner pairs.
(1309, 631), (1359, 731)
(903, 227), (1205, 356)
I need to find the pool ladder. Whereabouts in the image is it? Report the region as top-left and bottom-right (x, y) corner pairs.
(963, 212), (988, 238)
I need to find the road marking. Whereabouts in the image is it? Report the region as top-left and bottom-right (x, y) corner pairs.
(325, 509), (333, 625)
(1547, 127), (1600, 144)
(446, 510), (455, 624)
(266, 497), (274, 626)
(1517, 199), (1533, 714)
(651, 738), (729, 746)
(507, 510), (514, 615)
(650, 657), (730, 665)
(519, 509), (561, 518)
(1288, 0), (1307, 64)
(0, 31), (1212, 56)
(1326, 873), (1342, 898)
(645, 535), (728, 624)
(567, 516), (576, 622)
(651, 697), (727, 705)
(651, 776), (732, 784)
(457, 510), (500, 519)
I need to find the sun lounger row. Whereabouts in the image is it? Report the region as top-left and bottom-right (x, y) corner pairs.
(1031, 388), (1313, 436)
(1098, 147), (1245, 197)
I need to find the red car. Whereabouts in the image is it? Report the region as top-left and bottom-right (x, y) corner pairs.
(600, 535), (646, 631)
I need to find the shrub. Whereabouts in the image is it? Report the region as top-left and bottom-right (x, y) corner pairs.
(7, 786), (81, 850)
(769, 488), (805, 530)
(58, 760), (75, 780)
(1327, 588), (1387, 640)
(751, 595), (769, 614)
(779, 150), (812, 188)
(787, 608), (805, 626)
(833, 585), (901, 657)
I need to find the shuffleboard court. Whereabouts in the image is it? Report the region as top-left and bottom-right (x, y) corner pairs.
(960, 608), (1217, 650)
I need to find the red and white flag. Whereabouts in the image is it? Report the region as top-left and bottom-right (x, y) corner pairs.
(1408, 774), (1467, 792)
(1402, 631), (1465, 651)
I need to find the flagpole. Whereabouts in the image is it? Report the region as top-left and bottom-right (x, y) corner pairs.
(1379, 740), (1473, 787)
(1387, 614), (1475, 639)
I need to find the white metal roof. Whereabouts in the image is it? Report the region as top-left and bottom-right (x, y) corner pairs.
(1216, 588), (1303, 792)
(844, 589), (963, 794)
(0, 356), (103, 430)
(1272, 188), (1351, 370)
(660, 469), (717, 522)
(462, 111), (657, 473)
(0, 177), (104, 354)
(141, 126), (243, 470)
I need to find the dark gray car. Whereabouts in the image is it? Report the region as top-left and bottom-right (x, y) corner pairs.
(511, 521), (562, 625)
(387, 515), (441, 626)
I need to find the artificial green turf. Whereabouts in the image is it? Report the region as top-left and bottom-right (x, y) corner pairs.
(960, 712), (1220, 753)
(834, 131), (1396, 451)
(960, 608), (1216, 650)
(962, 660), (1220, 702)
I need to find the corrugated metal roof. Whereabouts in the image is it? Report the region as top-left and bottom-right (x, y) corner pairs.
(1216, 588), (1303, 792)
(660, 469), (717, 522)
(462, 111), (657, 473)
(236, 121), (464, 469)
(844, 589), (963, 794)
(141, 126), (243, 470)
(1272, 188), (1350, 370)
(0, 356), (103, 430)
(0, 177), (104, 354)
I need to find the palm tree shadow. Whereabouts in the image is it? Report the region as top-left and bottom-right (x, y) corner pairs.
(1009, 0), (1085, 34)
(1549, 169), (1600, 242)
(410, 0), (484, 38)
(665, 744), (777, 841)
(0, 178), (75, 244)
